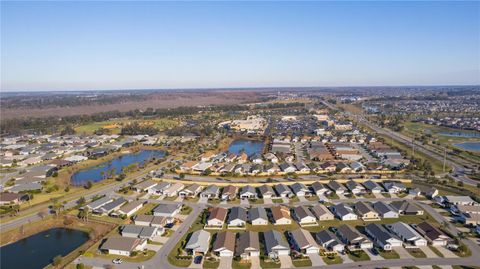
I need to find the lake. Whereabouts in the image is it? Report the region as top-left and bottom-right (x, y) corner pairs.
(439, 132), (480, 138)
(228, 139), (264, 156)
(71, 149), (165, 185)
(454, 142), (480, 152)
(0, 228), (89, 269)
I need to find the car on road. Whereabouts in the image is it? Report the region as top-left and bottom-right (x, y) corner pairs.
(194, 256), (203, 264)
(112, 259), (123, 264)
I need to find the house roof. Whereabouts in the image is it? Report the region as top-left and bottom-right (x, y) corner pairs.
(264, 230), (289, 252)
(416, 222), (449, 241)
(213, 231), (235, 252)
(290, 228), (318, 249)
(332, 203), (355, 216)
(337, 225), (366, 243)
(328, 181), (346, 191)
(236, 231), (260, 255)
(258, 185), (275, 196)
(228, 207), (247, 222)
(293, 206), (315, 220)
(274, 184), (291, 195)
(390, 201), (422, 214)
(152, 203), (180, 215)
(222, 185), (237, 196)
(240, 185), (256, 195)
(310, 204), (334, 218)
(363, 180), (383, 191)
(208, 207), (228, 222)
(366, 223), (399, 245)
(271, 205), (290, 221)
(372, 201), (396, 215)
(249, 207), (267, 221)
(0, 192), (26, 202)
(119, 201), (144, 214)
(311, 181), (329, 192)
(101, 237), (143, 252)
(186, 230), (211, 252)
(387, 222), (422, 240)
(354, 201), (375, 215)
(316, 230), (340, 245)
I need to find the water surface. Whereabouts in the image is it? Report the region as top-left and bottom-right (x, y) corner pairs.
(71, 149), (165, 185)
(454, 142), (480, 152)
(0, 228), (89, 269)
(228, 139), (264, 156)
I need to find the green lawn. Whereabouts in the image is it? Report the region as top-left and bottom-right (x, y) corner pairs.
(203, 258), (219, 269)
(429, 246), (444, 257)
(406, 248), (426, 258)
(378, 249), (400, 259)
(232, 259), (251, 269)
(260, 258), (281, 268)
(347, 250), (370, 261)
(322, 255), (343, 264)
(292, 258), (312, 267)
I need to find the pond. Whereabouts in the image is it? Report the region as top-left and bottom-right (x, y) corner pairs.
(439, 132), (480, 138)
(454, 142), (480, 152)
(71, 149), (166, 186)
(228, 139), (264, 156)
(0, 228), (89, 269)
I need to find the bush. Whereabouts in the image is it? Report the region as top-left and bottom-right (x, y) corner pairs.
(52, 255), (62, 266)
(76, 263), (85, 269)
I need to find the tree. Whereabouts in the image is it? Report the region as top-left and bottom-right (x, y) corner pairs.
(85, 181), (93, 189)
(60, 125), (76, 136)
(77, 196), (86, 206)
(52, 255), (62, 267)
(76, 263), (85, 269)
(51, 199), (62, 217)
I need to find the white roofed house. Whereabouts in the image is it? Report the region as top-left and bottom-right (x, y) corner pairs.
(387, 222), (427, 247)
(100, 237), (147, 256)
(444, 196), (478, 206)
(162, 183), (185, 197)
(117, 200), (145, 217)
(94, 198), (127, 216)
(120, 225), (161, 239)
(290, 182), (310, 197)
(227, 207), (247, 228)
(331, 203), (358, 221)
(200, 185), (220, 199)
(185, 230), (211, 255)
(132, 180), (157, 193)
(288, 228), (320, 254)
(350, 162), (365, 173)
(84, 196), (113, 211)
(249, 207), (268, 226)
(239, 185), (257, 199)
(311, 181), (331, 196)
(178, 184), (203, 198)
(152, 203), (181, 217)
(292, 206), (317, 226)
(345, 180), (365, 195)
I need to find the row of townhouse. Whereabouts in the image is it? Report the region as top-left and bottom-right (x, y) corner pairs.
(331, 201), (424, 221)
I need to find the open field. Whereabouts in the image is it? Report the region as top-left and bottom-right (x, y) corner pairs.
(1, 91), (262, 119)
(75, 118), (179, 135)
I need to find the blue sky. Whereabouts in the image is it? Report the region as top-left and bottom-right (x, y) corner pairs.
(1, 1), (479, 91)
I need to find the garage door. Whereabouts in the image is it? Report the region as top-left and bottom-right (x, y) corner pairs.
(220, 251), (233, 257)
(250, 251), (260, 257)
(277, 249), (290, 256)
(306, 248), (318, 254)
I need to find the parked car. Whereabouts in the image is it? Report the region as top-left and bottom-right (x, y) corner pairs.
(112, 259), (123, 264)
(194, 256), (203, 264)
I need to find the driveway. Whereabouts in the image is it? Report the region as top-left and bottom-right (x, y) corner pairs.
(250, 256), (261, 269)
(365, 249), (384, 261)
(307, 253), (325, 266)
(240, 199), (249, 206)
(337, 193), (347, 199)
(174, 196), (184, 202)
(264, 197), (273, 205)
(373, 192), (384, 198)
(395, 247), (413, 258)
(419, 246), (439, 258)
(282, 197), (289, 203)
(146, 244), (162, 251)
(198, 197), (208, 204)
(219, 256), (232, 269)
(433, 246), (458, 258)
(278, 255), (293, 268)
(339, 253), (353, 263)
(298, 196), (307, 202)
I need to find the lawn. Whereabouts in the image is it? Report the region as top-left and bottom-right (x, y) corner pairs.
(347, 250), (370, 261)
(322, 255), (343, 265)
(378, 249), (400, 259)
(291, 258), (312, 267)
(249, 198), (264, 205)
(232, 259), (251, 269)
(429, 246), (444, 257)
(406, 248), (427, 258)
(203, 258), (220, 269)
(75, 118), (178, 135)
(260, 258), (281, 268)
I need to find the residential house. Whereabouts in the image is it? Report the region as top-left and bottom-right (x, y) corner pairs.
(213, 231), (236, 257)
(363, 180), (384, 193)
(289, 228), (320, 254)
(0, 193), (27, 205)
(271, 205), (292, 225)
(221, 185), (238, 201)
(236, 231), (260, 259)
(365, 223), (403, 251)
(152, 203), (181, 217)
(345, 180), (365, 195)
(331, 203), (358, 221)
(354, 202), (380, 221)
(148, 182), (171, 195)
(117, 201), (145, 217)
(239, 185), (257, 199)
(279, 163), (296, 173)
(179, 184), (203, 198)
(121, 225), (161, 239)
(274, 184), (293, 198)
(84, 196), (113, 211)
(328, 181), (347, 195)
(390, 201), (424, 216)
(201, 185), (220, 199)
(315, 230), (345, 253)
(414, 222), (453, 246)
(290, 182), (310, 197)
(258, 185), (276, 198)
(310, 204), (335, 221)
(387, 222), (427, 247)
(185, 230), (211, 255)
(100, 237), (147, 256)
(228, 207), (247, 227)
(249, 207), (268, 226)
(372, 201), (399, 219)
(207, 207), (228, 227)
(292, 206), (317, 226)
(264, 230), (290, 258)
(383, 182), (407, 194)
(336, 224), (373, 250)
(162, 183), (185, 197)
(311, 181), (331, 196)
(134, 215), (173, 227)
(94, 198), (127, 215)
(133, 180), (157, 193)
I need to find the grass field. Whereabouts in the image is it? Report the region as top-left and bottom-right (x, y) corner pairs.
(75, 118), (179, 135)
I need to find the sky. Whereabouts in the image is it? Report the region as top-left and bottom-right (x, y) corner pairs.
(1, 1), (479, 91)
